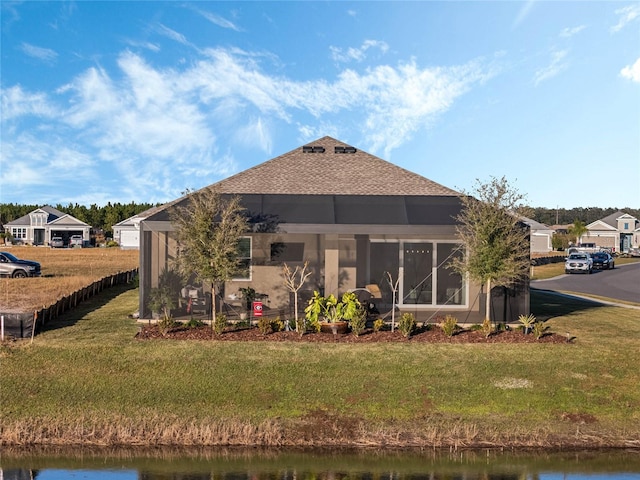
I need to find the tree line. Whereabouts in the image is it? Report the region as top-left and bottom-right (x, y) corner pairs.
(527, 206), (640, 226)
(0, 202), (158, 236)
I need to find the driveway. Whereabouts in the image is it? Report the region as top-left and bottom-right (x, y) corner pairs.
(532, 262), (640, 304)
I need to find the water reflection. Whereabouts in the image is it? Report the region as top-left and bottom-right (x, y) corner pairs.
(1, 448), (640, 480)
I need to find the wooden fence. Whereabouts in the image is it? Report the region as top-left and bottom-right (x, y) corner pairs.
(0, 269), (138, 339)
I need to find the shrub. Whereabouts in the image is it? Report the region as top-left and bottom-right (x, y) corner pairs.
(213, 314), (227, 335)
(271, 316), (284, 332)
(185, 317), (204, 328)
(398, 312), (416, 338)
(106, 240), (119, 248)
(481, 318), (493, 338)
(349, 308), (367, 337)
(257, 316), (272, 335)
(373, 318), (385, 332)
(533, 321), (549, 340)
(257, 316), (284, 335)
(439, 315), (459, 337)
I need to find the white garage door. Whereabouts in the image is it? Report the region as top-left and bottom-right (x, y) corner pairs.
(119, 230), (139, 249)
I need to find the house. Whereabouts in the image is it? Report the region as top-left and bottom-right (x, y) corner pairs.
(521, 217), (554, 254)
(112, 206), (160, 249)
(4, 206), (90, 247)
(138, 136), (529, 324)
(582, 211), (639, 253)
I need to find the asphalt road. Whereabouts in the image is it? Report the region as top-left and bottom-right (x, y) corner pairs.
(532, 262), (640, 304)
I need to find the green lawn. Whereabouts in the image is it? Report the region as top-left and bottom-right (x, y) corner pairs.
(1, 284), (639, 448)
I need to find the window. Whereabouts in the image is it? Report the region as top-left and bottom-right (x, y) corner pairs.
(233, 237), (252, 280)
(270, 242), (304, 262)
(12, 228), (26, 239)
(624, 222), (629, 230)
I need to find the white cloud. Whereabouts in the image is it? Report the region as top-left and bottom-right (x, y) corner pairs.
(1, 85), (57, 120)
(2, 46), (494, 202)
(330, 40), (389, 63)
(19, 42), (58, 64)
(620, 57), (640, 82)
(191, 6), (241, 31)
(512, 0), (536, 29)
(154, 23), (192, 46)
(611, 4), (640, 33)
(559, 25), (586, 38)
(534, 49), (568, 86)
(123, 39), (161, 52)
(233, 117), (272, 154)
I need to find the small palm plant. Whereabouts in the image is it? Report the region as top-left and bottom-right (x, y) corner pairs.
(532, 320), (549, 340)
(518, 313), (537, 335)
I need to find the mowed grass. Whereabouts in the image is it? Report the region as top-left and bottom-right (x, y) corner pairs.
(1, 281), (639, 447)
(0, 246), (138, 311)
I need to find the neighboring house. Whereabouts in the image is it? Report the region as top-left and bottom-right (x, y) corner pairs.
(4, 206), (91, 247)
(113, 207), (160, 249)
(582, 211), (639, 253)
(521, 217), (554, 254)
(138, 136), (530, 324)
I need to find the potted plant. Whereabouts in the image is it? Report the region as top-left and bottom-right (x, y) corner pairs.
(304, 291), (361, 334)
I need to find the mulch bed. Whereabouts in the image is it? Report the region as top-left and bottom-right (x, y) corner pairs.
(136, 324), (571, 344)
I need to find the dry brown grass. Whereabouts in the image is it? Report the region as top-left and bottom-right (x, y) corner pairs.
(1, 414), (636, 448)
(0, 246), (138, 312)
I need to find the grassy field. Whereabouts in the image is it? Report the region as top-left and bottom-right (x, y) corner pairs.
(1, 280), (639, 448)
(0, 246), (138, 311)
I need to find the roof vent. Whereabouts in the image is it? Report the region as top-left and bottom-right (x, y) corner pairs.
(302, 145), (325, 153)
(335, 146), (357, 154)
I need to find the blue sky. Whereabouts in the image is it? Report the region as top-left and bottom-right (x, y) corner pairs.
(1, 1), (639, 210)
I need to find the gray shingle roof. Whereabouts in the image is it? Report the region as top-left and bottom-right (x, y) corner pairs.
(211, 136), (459, 196)
(5, 205), (67, 226)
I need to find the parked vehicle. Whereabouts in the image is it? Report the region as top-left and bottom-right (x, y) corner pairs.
(565, 252), (593, 274)
(50, 237), (64, 248)
(591, 252), (615, 270)
(70, 235), (83, 247)
(0, 251), (42, 278)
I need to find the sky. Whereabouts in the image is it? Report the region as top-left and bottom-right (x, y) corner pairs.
(1, 1), (639, 210)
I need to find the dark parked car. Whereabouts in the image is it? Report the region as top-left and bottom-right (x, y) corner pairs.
(591, 252), (615, 270)
(0, 251), (42, 278)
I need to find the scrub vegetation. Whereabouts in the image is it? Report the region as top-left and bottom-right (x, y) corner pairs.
(1, 283), (639, 448)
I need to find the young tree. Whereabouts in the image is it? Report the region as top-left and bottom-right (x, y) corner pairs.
(450, 176), (531, 323)
(567, 220), (588, 246)
(170, 188), (249, 329)
(282, 261), (313, 332)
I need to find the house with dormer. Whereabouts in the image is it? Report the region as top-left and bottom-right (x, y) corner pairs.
(138, 136), (530, 324)
(583, 211), (639, 253)
(4, 206), (91, 247)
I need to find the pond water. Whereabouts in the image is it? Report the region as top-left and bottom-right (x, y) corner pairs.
(2, 448), (640, 480)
